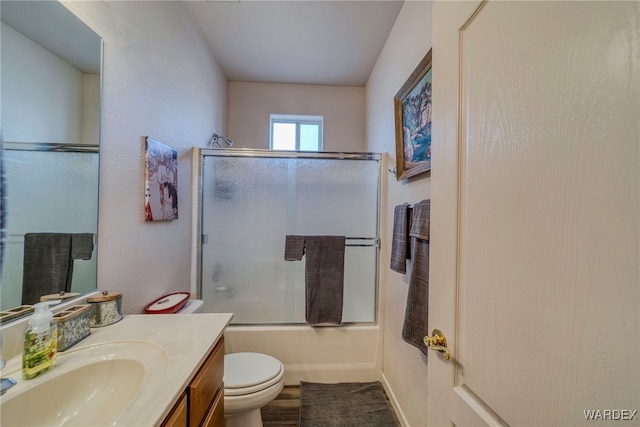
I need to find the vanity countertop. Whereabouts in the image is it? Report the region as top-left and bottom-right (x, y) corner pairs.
(0, 313), (233, 426)
(90, 313), (233, 425)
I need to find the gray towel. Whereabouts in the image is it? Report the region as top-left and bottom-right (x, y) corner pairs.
(72, 233), (94, 260)
(284, 235), (305, 261)
(22, 233), (74, 305)
(402, 200), (430, 355)
(409, 199), (430, 240)
(390, 203), (411, 273)
(303, 236), (346, 326)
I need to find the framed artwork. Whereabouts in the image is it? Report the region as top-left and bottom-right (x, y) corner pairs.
(394, 48), (432, 181)
(144, 136), (178, 221)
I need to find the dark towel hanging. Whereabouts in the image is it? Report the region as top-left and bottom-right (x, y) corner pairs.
(22, 233), (74, 305)
(303, 236), (346, 326)
(284, 235), (346, 326)
(390, 203), (411, 273)
(21, 232), (95, 305)
(402, 199), (431, 356)
(284, 235), (305, 261)
(71, 233), (94, 260)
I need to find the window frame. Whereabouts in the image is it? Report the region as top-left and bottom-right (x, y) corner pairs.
(269, 114), (324, 151)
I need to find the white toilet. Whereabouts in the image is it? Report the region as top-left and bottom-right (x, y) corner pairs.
(178, 299), (285, 427)
(223, 352), (285, 427)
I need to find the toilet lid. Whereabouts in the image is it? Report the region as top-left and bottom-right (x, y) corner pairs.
(224, 352), (284, 396)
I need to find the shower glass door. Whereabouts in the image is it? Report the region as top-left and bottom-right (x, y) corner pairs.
(199, 150), (380, 324)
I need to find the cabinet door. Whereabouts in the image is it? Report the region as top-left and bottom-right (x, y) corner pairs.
(201, 389), (224, 427)
(161, 393), (188, 427)
(189, 338), (224, 427)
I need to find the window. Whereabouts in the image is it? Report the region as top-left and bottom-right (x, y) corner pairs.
(270, 114), (323, 151)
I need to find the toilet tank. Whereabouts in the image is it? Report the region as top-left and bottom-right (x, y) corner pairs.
(178, 299), (204, 314)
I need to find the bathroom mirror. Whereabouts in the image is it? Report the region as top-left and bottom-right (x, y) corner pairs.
(1, 1), (102, 320)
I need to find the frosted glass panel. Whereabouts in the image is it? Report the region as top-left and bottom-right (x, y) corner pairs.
(1, 150), (99, 309)
(200, 153), (379, 324)
(290, 159), (377, 236)
(201, 157), (289, 323)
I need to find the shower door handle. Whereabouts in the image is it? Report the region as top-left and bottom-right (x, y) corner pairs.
(423, 329), (451, 360)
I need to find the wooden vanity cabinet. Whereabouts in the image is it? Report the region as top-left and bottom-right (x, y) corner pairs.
(162, 394), (188, 427)
(162, 337), (225, 427)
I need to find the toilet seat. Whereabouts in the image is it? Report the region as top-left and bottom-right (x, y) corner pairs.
(224, 352), (284, 396)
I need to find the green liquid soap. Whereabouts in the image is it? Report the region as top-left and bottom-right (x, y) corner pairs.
(23, 327), (58, 379)
(22, 301), (59, 380)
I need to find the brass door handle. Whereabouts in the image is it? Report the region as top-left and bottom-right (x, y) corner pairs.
(423, 329), (451, 360)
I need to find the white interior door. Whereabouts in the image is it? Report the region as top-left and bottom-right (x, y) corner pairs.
(428, 1), (639, 426)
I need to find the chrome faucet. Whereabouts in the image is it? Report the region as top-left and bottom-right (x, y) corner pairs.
(1, 376), (17, 395)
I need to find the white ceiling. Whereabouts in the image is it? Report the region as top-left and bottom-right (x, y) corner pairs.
(183, 1), (404, 86)
(1, 1), (101, 74)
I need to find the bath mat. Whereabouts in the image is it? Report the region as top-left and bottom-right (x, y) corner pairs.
(299, 381), (400, 427)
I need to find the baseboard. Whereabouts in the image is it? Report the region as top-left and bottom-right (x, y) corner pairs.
(381, 373), (410, 427)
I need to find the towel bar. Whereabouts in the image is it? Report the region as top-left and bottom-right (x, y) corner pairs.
(205, 235), (379, 247)
(345, 237), (379, 248)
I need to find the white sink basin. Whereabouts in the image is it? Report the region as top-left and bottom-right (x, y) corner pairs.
(0, 340), (167, 426)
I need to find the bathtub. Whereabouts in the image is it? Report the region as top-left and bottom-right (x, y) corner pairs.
(223, 324), (382, 385)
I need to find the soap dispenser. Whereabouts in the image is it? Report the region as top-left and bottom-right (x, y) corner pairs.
(22, 300), (60, 379)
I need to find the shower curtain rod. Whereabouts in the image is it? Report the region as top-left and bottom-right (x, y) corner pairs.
(279, 237), (379, 247)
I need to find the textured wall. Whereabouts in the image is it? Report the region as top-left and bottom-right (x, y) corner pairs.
(63, 1), (227, 313)
(2, 23), (86, 144)
(228, 82), (365, 152)
(365, 2), (433, 425)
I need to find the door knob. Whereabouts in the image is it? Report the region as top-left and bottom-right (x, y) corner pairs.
(423, 329), (451, 360)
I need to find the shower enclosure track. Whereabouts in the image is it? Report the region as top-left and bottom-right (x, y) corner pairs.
(198, 147), (379, 161)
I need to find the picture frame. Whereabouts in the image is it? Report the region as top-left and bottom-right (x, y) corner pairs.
(144, 136), (178, 221)
(393, 48), (432, 181)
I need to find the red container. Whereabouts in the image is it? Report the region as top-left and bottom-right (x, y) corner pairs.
(144, 292), (191, 314)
